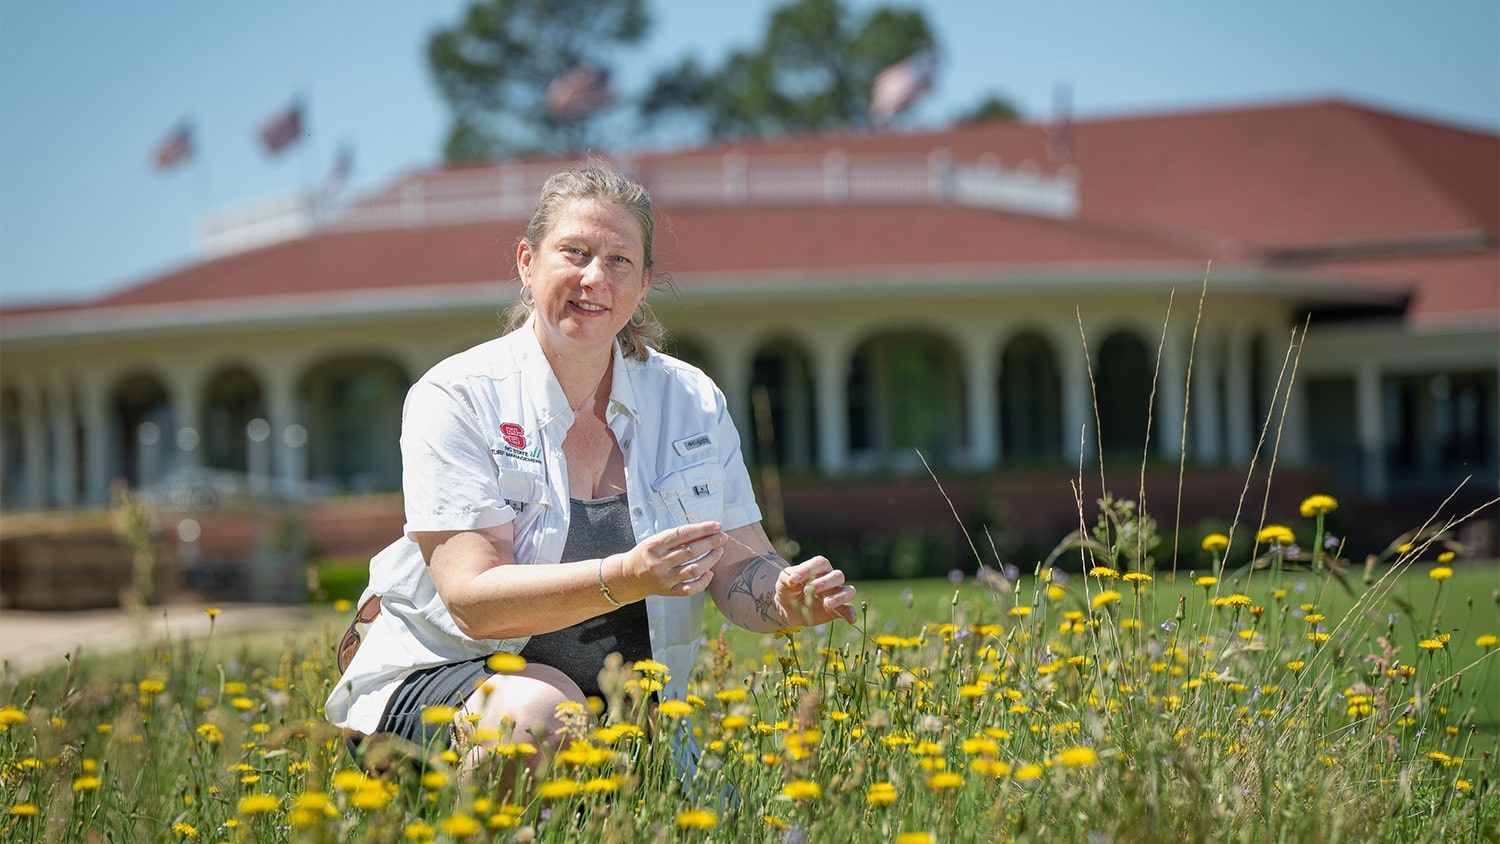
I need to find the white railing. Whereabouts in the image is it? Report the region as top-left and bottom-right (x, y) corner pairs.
(198, 151), (1079, 258)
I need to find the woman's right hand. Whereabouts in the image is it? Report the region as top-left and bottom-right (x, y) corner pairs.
(609, 521), (729, 599)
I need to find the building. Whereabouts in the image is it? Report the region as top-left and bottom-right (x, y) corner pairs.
(2, 99), (1496, 581)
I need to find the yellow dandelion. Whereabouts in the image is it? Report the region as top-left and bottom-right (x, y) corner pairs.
(658, 699), (694, 719)
(331, 769), (370, 791)
(420, 771), (448, 790)
(1437, 550), (1455, 563)
(715, 687), (747, 703)
(0, 707), (28, 729)
(1428, 566), (1453, 581)
(1201, 533), (1229, 553)
(1418, 638), (1444, 651)
(1056, 746), (1099, 768)
(237, 794), (279, 814)
(1299, 495), (1338, 517)
(1477, 634), (1498, 649)
(896, 834), (936, 844)
(1088, 566), (1119, 579)
(1285, 660), (1306, 672)
(781, 779), (822, 800)
(535, 779), (579, 799)
(1123, 571), (1153, 585)
(72, 776), (101, 792)
(1256, 524), (1295, 545)
(350, 783), (394, 810)
(404, 821), (436, 841)
(633, 659), (669, 674)
(962, 737), (1000, 756)
(171, 821), (196, 836)
(440, 814), (482, 838)
(582, 776), (620, 793)
(10, 803), (41, 816)
(487, 652), (527, 673)
(1195, 576), (1218, 588)
(866, 782), (899, 806)
(1013, 763), (1044, 782)
(204, 607), (221, 618)
(1008, 606), (1032, 617)
(676, 809), (718, 829)
(926, 771), (964, 790)
(1047, 584), (1066, 601)
(421, 705), (458, 725)
(1091, 590), (1122, 610)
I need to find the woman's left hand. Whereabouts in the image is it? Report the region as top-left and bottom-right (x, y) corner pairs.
(774, 555), (857, 626)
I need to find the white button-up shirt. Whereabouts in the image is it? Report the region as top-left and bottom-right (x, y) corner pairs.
(325, 323), (761, 733)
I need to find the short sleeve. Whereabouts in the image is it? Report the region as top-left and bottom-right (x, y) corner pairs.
(398, 379), (515, 536)
(711, 385), (763, 532)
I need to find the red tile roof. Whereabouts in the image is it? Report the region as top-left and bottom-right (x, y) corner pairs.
(3, 99), (1494, 331)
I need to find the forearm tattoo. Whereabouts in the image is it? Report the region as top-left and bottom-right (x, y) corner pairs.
(727, 553), (786, 625)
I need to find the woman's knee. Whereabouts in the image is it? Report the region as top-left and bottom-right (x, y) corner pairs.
(464, 663), (586, 744)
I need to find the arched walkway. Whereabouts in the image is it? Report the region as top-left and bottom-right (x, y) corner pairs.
(298, 357), (408, 493)
(201, 365), (266, 474)
(848, 330), (966, 471)
(999, 331), (1063, 464)
(1094, 331), (1153, 459)
(749, 339), (818, 470)
(111, 372), (172, 488)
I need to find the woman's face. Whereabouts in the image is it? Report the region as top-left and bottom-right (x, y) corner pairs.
(517, 198), (651, 362)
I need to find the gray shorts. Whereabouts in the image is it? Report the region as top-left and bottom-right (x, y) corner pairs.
(376, 657), (494, 750)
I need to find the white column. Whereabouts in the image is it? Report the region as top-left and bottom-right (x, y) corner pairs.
(710, 336), (753, 447)
(19, 380), (48, 508)
(1224, 328), (1253, 463)
(78, 372), (113, 506)
(1280, 373), (1309, 465)
(1191, 338), (1223, 464)
(958, 332), (999, 469)
(167, 371), (204, 476)
(263, 368), (302, 497)
(1156, 328), (1187, 461)
(1355, 361), (1387, 498)
(1059, 339), (1093, 463)
(47, 377), (78, 508)
(811, 345), (850, 476)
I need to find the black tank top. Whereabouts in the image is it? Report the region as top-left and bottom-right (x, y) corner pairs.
(518, 493), (652, 700)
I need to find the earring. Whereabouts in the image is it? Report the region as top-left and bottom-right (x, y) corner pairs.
(520, 286), (534, 307)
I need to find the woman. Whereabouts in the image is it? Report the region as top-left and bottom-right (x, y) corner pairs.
(325, 165), (856, 776)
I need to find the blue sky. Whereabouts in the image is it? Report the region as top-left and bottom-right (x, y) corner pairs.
(1, 0), (1496, 307)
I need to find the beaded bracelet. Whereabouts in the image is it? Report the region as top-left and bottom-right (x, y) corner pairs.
(597, 556), (623, 608)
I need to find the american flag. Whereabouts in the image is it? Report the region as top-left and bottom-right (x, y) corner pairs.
(870, 51), (934, 126)
(545, 64), (614, 120)
(258, 101), (303, 155)
(153, 121), (192, 171)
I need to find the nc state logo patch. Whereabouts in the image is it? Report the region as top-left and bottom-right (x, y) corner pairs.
(493, 422), (543, 466)
(500, 422), (526, 450)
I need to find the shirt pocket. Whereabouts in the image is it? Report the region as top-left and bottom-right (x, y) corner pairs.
(651, 457), (726, 525)
(496, 468), (547, 518)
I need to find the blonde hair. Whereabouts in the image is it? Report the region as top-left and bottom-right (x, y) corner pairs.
(503, 164), (665, 361)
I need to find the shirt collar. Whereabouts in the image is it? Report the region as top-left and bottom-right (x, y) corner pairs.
(516, 315), (641, 427)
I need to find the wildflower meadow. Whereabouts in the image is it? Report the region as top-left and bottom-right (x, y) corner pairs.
(1, 488), (1496, 843)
